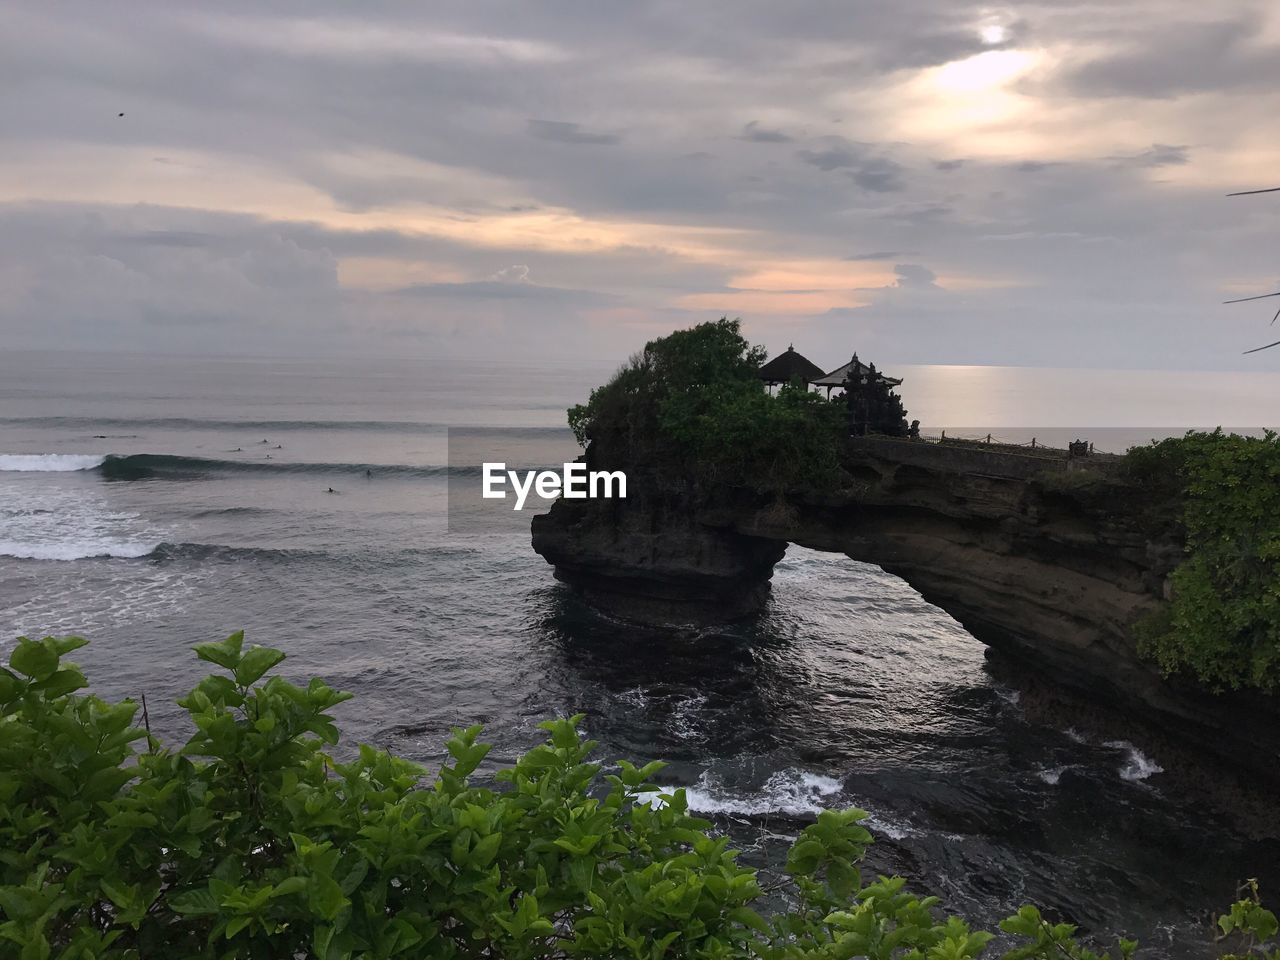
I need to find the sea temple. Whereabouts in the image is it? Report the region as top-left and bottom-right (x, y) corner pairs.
(756, 345), (916, 438)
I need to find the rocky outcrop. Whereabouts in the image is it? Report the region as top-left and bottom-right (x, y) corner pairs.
(531, 436), (1280, 783)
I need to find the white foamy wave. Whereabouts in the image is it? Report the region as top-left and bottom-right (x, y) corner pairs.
(0, 483), (166, 563)
(638, 769), (919, 839)
(1037, 765), (1069, 785)
(861, 810), (916, 840)
(0, 540), (158, 561)
(643, 769), (844, 817)
(1104, 740), (1164, 781)
(0, 454), (107, 472)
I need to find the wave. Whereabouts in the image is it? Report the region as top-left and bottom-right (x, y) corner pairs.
(190, 506), (273, 518)
(96, 453), (479, 481)
(1104, 740), (1164, 782)
(0, 539), (160, 561)
(0, 454), (107, 472)
(644, 769), (845, 818)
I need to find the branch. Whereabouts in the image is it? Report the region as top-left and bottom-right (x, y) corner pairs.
(1223, 292), (1280, 304)
(1243, 339), (1280, 355)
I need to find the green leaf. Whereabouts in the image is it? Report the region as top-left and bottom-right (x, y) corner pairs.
(170, 887), (220, 916)
(271, 876), (308, 898)
(194, 630), (246, 671)
(471, 832), (502, 867)
(10, 638), (58, 681)
(50, 636), (89, 656)
(0, 667), (21, 703)
(31, 666), (87, 698)
(235, 645), (286, 686)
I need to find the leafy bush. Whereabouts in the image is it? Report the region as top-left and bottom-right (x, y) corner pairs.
(1127, 430), (1280, 691)
(568, 319), (844, 493)
(1, 631), (1273, 959)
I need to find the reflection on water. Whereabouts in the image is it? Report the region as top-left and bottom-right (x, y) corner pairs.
(899, 364), (1275, 431)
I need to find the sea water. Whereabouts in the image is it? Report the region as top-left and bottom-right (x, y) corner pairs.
(2, 350), (1277, 956)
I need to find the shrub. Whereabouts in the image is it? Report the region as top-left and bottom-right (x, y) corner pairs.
(0, 631), (1271, 958)
(1127, 430), (1280, 691)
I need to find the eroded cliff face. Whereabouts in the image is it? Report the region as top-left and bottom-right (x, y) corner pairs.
(531, 437), (1280, 781)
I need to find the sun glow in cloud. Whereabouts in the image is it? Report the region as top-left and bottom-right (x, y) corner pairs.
(979, 24), (1007, 45)
(884, 47), (1045, 152)
(933, 49), (1036, 94)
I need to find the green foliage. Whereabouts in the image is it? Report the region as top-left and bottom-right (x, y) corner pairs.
(568, 319), (845, 493)
(2, 631), (1273, 959)
(1127, 430), (1280, 691)
(1217, 881), (1280, 960)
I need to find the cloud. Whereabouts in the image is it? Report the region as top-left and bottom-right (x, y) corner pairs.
(850, 157), (906, 192)
(797, 136), (865, 171)
(796, 137), (905, 191)
(1, 0), (1278, 368)
(844, 251), (908, 261)
(1108, 144), (1190, 168)
(526, 119), (620, 145)
(892, 264), (938, 288)
(1014, 160), (1062, 174)
(1061, 18), (1280, 98)
(489, 264), (531, 282)
(738, 121), (792, 143)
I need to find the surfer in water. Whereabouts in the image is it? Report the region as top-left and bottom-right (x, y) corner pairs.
(327, 487), (337, 494)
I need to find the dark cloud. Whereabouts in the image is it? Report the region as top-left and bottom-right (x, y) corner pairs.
(892, 263), (938, 288)
(1062, 18), (1280, 98)
(1108, 144), (1190, 168)
(796, 136), (905, 192)
(850, 157), (906, 192)
(844, 251), (907, 261)
(526, 119), (620, 145)
(797, 136), (865, 171)
(738, 121), (791, 143)
(1014, 160), (1062, 174)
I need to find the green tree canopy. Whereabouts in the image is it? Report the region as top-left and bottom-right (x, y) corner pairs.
(568, 319), (844, 493)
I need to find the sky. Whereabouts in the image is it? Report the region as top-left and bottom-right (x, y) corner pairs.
(2, 0), (1279, 370)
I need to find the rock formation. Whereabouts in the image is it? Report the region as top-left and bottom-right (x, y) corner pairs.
(532, 436), (1280, 783)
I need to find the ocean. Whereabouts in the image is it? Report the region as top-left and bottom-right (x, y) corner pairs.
(2, 350), (1277, 956)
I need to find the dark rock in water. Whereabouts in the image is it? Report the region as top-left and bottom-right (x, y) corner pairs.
(532, 436), (1280, 784)
(531, 487), (785, 627)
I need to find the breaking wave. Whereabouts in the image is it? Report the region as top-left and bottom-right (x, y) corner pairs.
(0, 539), (160, 561)
(1105, 741), (1165, 782)
(0, 454), (108, 472)
(644, 769), (845, 817)
(95, 454), (477, 481)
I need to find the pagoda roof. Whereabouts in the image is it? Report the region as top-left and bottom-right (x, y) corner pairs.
(756, 345), (826, 384)
(813, 355), (902, 388)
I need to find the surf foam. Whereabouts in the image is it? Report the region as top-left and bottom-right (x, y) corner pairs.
(1104, 740), (1164, 781)
(0, 540), (158, 561)
(0, 454), (107, 472)
(642, 769), (843, 817)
